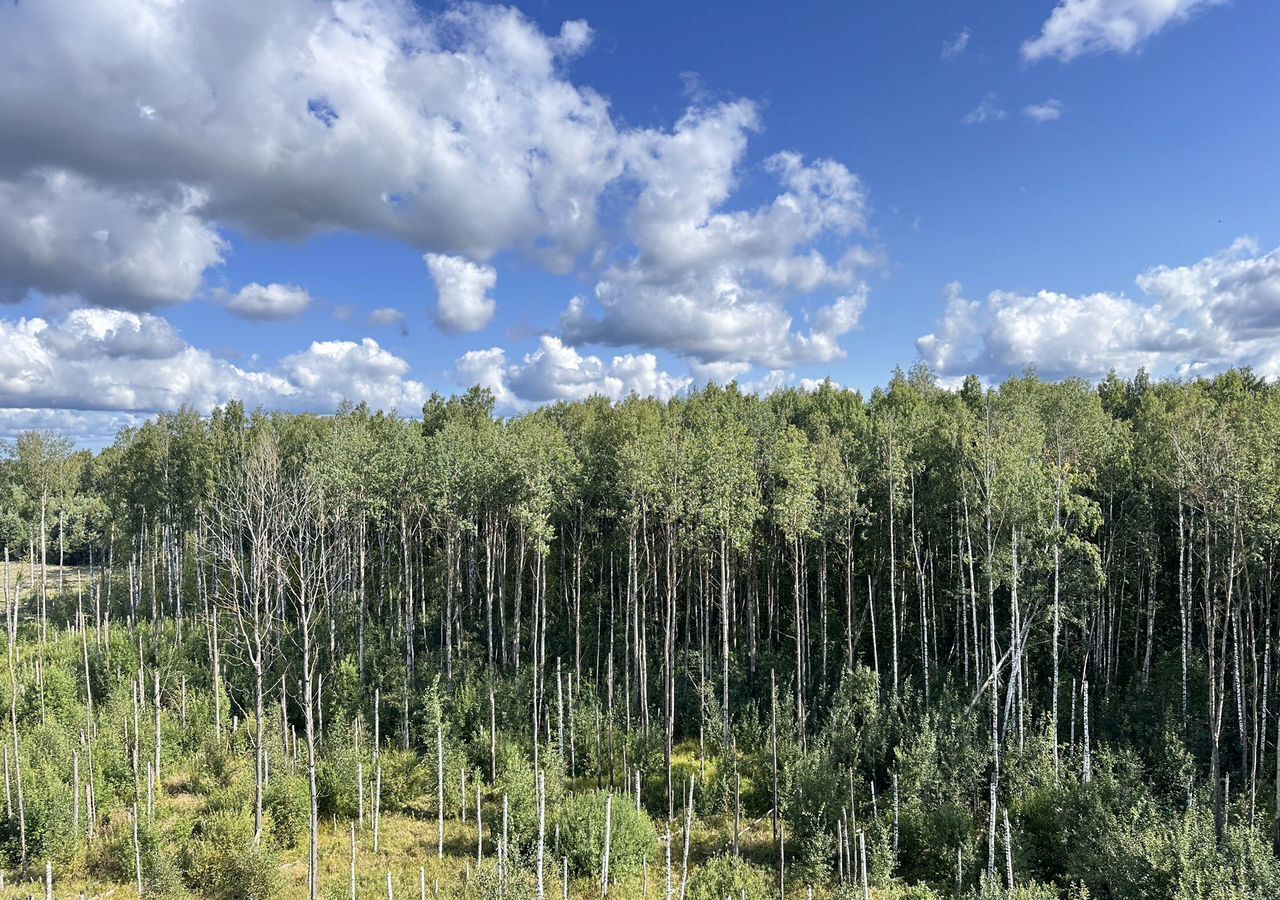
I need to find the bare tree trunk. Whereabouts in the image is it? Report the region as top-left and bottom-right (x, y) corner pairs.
(601, 793), (612, 897)
(7, 550), (27, 870)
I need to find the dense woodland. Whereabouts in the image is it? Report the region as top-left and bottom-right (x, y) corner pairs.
(3, 367), (1280, 899)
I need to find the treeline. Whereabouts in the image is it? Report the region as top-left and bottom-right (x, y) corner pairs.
(3, 365), (1280, 898)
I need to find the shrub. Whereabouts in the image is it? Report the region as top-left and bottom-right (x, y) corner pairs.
(180, 809), (280, 900)
(783, 746), (845, 882)
(464, 857), (537, 900)
(378, 748), (431, 810)
(554, 789), (657, 879)
(93, 815), (182, 897)
(895, 887), (942, 900)
(264, 773), (309, 848)
(969, 875), (1059, 900)
(1, 750), (75, 867)
(193, 731), (240, 791)
(203, 777), (252, 817)
(495, 738), (564, 852)
(686, 854), (772, 900)
(316, 747), (360, 819)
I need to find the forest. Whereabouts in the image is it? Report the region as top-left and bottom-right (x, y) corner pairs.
(2, 366), (1280, 900)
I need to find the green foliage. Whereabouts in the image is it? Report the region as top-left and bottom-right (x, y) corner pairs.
(1099, 804), (1280, 900)
(969, 875), (1060, 900)
(264, 773), (309, 849)
(686, 854), (772, 900)
(464, 857), (537, 900)
(316, 745), (360, 820)
(377, 748), (432, 812)
(495, 738), (565, 852)
(94, 816), (183, 898)
(2, 742), (75, 866)
(782, 746), (844, 882)
(180, 810), (280, 900)
(554, 790), (657, 878)
(9, 372), (1280, 899)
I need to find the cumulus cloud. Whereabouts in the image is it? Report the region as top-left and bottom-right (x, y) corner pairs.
(0, 0), (626, 307)
(1023, 99), (1064, 123)
(38, 307), (186, 360)
(0, 408), (152, 449)
(454, 337), (689, 410)
(0, 308), (427, 415)
(1022, 0), (1224, 63)
(560, 103), (875, 370)
(0, 0), (622, 256)
(916, 239), (1280, 381)
(689, 359), (752, 385)
(222, 282), (312, 320)
(941, 28), (971, 59)
(454, 348), (518, 409)
(368, 307), (408, 335)
(425, 254), (497, 334)
(962, 93), (1006, 126)
(277, 338), (427, 411)
(0, 0), (882, 432)
(738, 370), (839, 397)
(0, 170), (224, 310)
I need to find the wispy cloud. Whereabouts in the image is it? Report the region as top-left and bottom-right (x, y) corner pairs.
(1023, 99), (1064, 123)
(941, 27), (970, 60)
(962, 92), (1006, 126)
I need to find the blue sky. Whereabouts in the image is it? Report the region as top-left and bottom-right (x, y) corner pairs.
(1, 0), (1278, 446)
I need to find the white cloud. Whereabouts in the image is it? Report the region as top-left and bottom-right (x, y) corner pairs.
(0, 308), (427, 415)
(454, 347), (518, 410)
(222, 282), (312, 320)
(740, 370), (839, 397)
(962, 93), (1006, 126)
(689, 359), (752, 385)
(454, 336), (690, 410)
(917, 239), (1280, 380)
(941, 28), (971, 59)
(0, 0), (626, 304)
(38, 307), (186, 360)
(0, 408), (152, 450)
(277, 338), (427, 411)
(0, 170), (224, 310)
(0, 0), (884, 433)
(425, 253), (498, 334)
(368, 307), (407, 330)
(1023, 99), (1064, 123)
(1022, 0), (1224, 63)
(560, 102), (875, 370)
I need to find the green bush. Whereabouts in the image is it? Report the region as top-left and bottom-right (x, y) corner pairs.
(264, 773), (309, 848)
(969, 874), (1060, 900)
(316, 747), (360, 819)
(495, 738), (564, 852)
(897, 887), (943, 900)
(193, 731), (240, 791)
(378, 747), (432, 810)
(554, 789), (657, 879)
(464, 857), (537, 900)
(1097, 803), (1280, 900)
(180, 809), (280, 900)
(783, 746), (844, 882)
(686, 854), (772, 900)
(203, 777), (252, 817)
(93, 815), (182, 897)
(1, 749), (75, 867)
